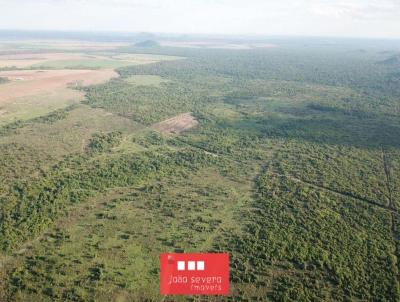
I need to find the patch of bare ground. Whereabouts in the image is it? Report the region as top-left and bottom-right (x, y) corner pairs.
(0, 69), (117, 104)
(152, 112), (198, 134)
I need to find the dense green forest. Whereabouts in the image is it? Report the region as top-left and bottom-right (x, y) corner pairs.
(0, 40), (400, 301)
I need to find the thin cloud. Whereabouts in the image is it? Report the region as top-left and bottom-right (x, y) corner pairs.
(310, 0), (400, 20)
(0, 0), (398, 38)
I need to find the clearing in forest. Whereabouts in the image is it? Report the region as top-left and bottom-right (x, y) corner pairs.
(152, 112), (198, 134)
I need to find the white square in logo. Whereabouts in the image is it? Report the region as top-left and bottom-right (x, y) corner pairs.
(177, 261), (185, 271)
(188, 261), (196, 270)
(197, 261), (205, 270)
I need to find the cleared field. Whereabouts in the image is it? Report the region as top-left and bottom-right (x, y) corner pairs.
(0, 40), (129, 52)
(0, 69), (117, 124)
(0, 88), (81, 124)
(152, 112), (198, 134)
(31, 59), (132, 69)
(0, 52), (183, 69)
(0, 53), (100, 68)
(31, 40), (129, 50)
(0, 69), (117, 103)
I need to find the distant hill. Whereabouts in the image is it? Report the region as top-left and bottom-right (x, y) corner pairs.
(134, 40), (160, 48)
(378, 54), (400, 66)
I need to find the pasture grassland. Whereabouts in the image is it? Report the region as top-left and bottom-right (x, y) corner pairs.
(31, 59), (135, 70)
(0, 69), (117, 103)
(0, 51), (183, 70)
(30, 54), (184, 70)
(0, 59), (42, 68)
(0, 40), (129, 52)
(0, 88), (81, 125)
(0, 53), (105, 69)
(0, 69), (117, 124)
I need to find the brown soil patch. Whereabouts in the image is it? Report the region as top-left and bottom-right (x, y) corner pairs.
(152, 112), (198, 134)
(0, 69), (117, 104)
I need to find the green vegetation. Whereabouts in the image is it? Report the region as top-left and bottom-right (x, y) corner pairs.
(124, 75), (169, 87)
(0, 41), (400, 301)
(84, 79), (201, 125)
(31, 59), (134, 70)
(28, 53), (182, 70)
(378, 54), (400, 66)
(110, 53), (184, 63)
(0, 89), (82, 126)
(87, 131), (123, 153)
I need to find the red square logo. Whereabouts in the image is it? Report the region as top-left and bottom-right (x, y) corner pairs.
(160, 253), (230, 295)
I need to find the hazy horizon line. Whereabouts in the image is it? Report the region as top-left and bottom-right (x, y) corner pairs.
(0, 28), (399, 41)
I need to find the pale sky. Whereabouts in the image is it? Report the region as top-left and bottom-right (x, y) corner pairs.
(0, 0), (399, 38)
